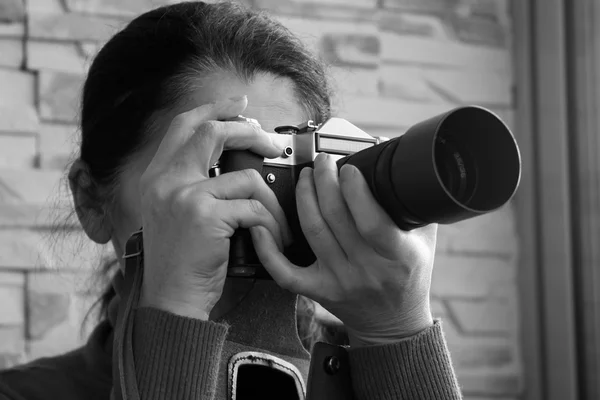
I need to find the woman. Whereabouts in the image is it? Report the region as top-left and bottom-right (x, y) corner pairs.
(0, 2), (462, 399)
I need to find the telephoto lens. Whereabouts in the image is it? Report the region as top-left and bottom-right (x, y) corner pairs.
(337, 106), (521, 231)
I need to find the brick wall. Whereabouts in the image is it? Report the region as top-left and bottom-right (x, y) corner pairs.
(0, 0), (522, 398)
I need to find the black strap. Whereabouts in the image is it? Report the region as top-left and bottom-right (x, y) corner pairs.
(112, 228), (144, 400)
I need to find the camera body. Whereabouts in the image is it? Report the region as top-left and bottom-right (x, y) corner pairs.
(215, 118), (386, 279)
(215, 107), (522, 280)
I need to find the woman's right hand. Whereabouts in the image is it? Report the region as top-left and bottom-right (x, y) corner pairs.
(137, 95), (291, 320)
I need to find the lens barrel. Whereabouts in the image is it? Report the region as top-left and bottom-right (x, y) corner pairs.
(337, 106), (521, 230)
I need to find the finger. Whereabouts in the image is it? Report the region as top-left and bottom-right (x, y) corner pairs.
(250, 225), (323, 298)
(152, 95), (249, 169)
(218, 199), (284, 252)
(203, 169), (292, 246)
(177, 119), (286, 177)
(339, 164), (402, 258)
(295, 167), (346, 265)
(312, 153), (369, 258)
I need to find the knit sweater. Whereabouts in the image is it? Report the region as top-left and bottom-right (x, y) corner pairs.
(0, 276), (462, 399)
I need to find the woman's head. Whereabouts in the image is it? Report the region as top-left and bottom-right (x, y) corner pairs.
(69, 1), (332, 256)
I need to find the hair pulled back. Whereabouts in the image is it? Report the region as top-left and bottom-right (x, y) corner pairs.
(76, 1), (339, 349)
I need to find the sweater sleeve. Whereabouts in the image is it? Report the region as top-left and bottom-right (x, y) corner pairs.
(132, 307), (230, 400)
(347, 320), (462, 400)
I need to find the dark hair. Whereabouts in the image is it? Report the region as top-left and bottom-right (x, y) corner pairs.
(77, 1), (340, 349)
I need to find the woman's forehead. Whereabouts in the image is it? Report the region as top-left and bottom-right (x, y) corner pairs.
(187, 71), (308, 132)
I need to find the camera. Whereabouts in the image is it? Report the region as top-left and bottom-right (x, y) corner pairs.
(214, 106), (522, 279)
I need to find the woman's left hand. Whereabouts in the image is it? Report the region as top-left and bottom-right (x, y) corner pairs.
(250, 152), (438, 348)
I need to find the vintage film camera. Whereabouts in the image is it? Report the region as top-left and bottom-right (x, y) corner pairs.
(215, 106), (521, 279)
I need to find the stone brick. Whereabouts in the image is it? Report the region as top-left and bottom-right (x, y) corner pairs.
(0, 325), (25, 368)
(65, 0), (225, 17)
(0, 38), (22, 67)
(465, 397), (517, 400)
(0, 0), (25, 23)
(0, 274), (24, 324)
(0, 270), (25, 284)
(431, 297), (447, 318)
(438, 205), (518, 256)
(0, 104), (38, 133)
(0, 133), (36, 168)
(424, 68), (512, 105)
(27, 41), (89, 74)
(0, 69), (35, 106)
(333, 97), (453, 131)
(275, 15), (378, 54)
(379, 65), (445, 102)
(39, 123), (77, 170)
(440, 315), (517, 369)
(447, 298), (513, 335)
(382, 0), (454, 13)
(454, 0), (510, 25)
(256, 0), (376, 22)
(321, 32), (380, 68)
(492, 108), (515, 131)
(379, 11), (449, 38)
(0, 228), (110, 270)
(430, 254), (515, 297)
(26, 271), (99, 359)
(381, 33), (511, 73)
(0, 21), (23, 37)
(451, 341), (514, 369)
(28, 289), (71, 339)
(270, 0), (376, 7)
(0, 168), (63, 204)
(0, 294), (23, 329)
(39, 71), (84, 123)
(29, 12), (124, 42)
(0, 229), (50, 269)
(0, 203), (77, 227)
(449, 15), (507, 48)
(457, 370), (522, 396)
(329, 66), (378, 98)
(27, 0), (65, 13)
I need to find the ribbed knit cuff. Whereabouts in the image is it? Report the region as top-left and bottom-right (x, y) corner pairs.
(133, 307), (229, 400)
(348, 320), (461, 400)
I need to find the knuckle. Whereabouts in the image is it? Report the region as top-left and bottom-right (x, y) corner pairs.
(241, 168), (263, 184)
(198, 120), (222, 138)
(169, 186), (193, 210)
(247, 199), (266, 216)
(321, 205), (347, 225)
(139, 173), (170, 204)
(169, 186), (211, 219)
(303, 220), (327, 238)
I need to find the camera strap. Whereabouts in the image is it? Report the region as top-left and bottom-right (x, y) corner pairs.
(111, 228), (144, 400)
